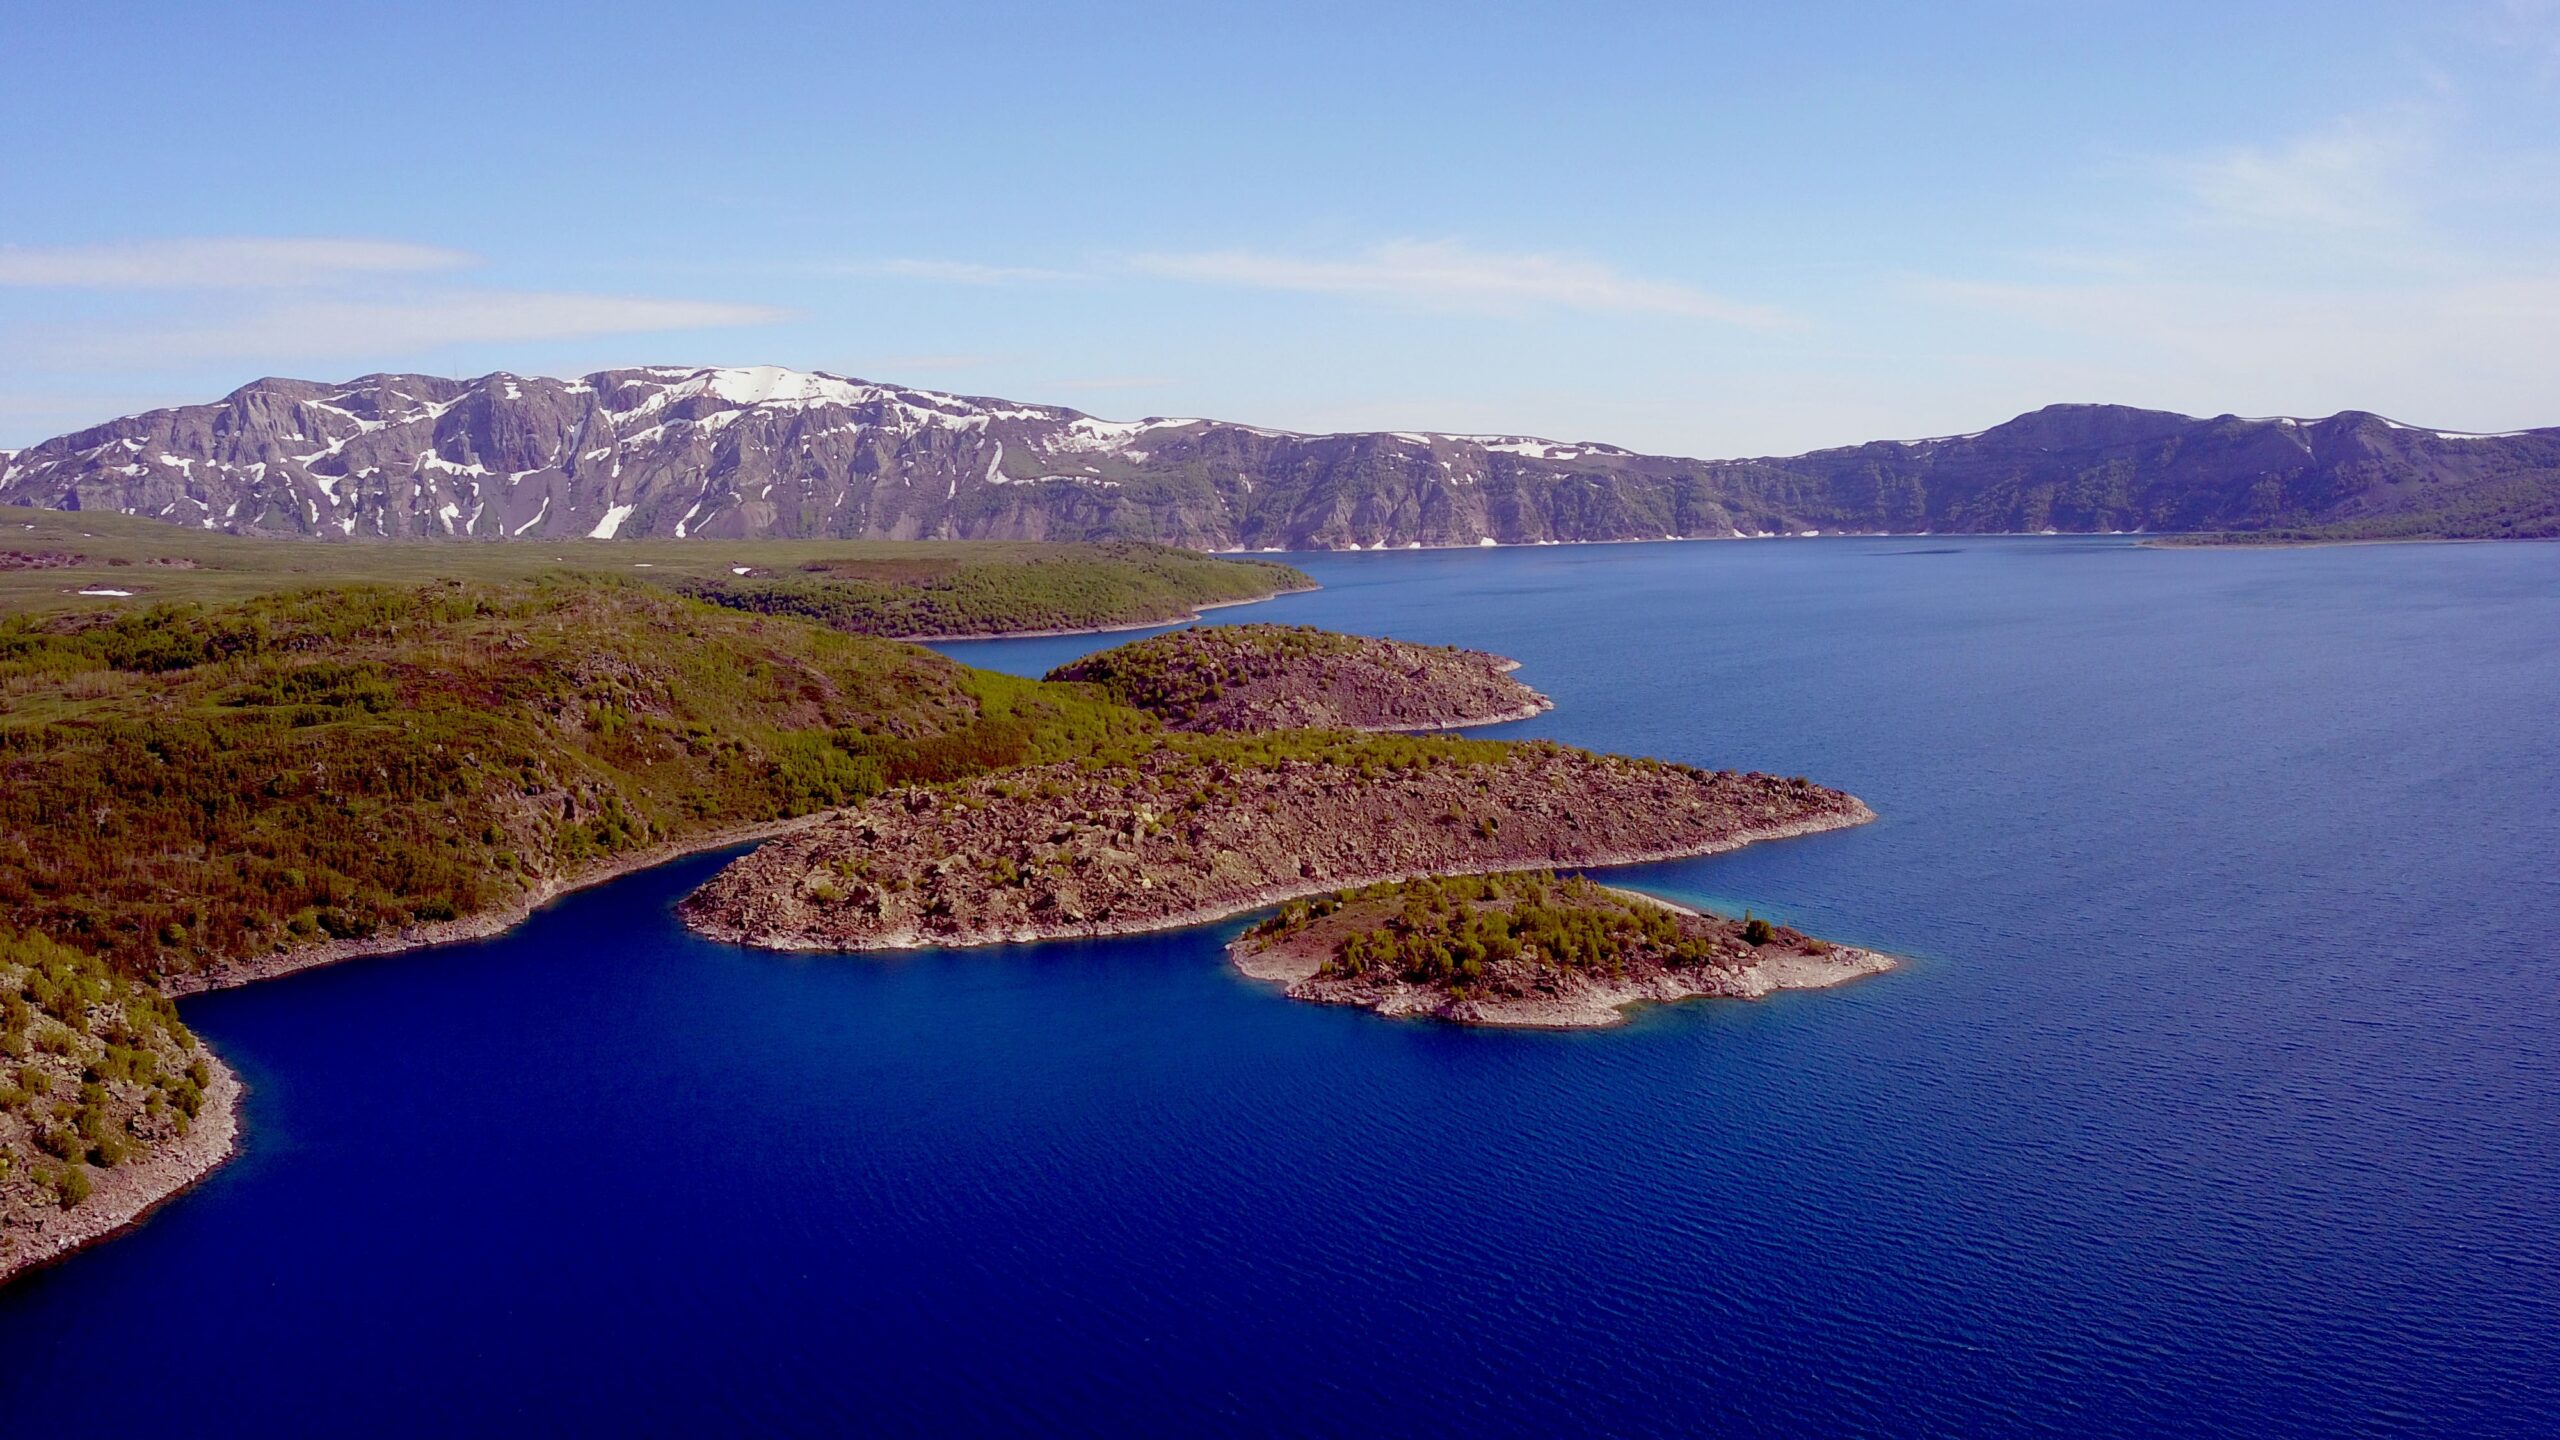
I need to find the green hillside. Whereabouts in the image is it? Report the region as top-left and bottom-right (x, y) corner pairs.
(0, 509), (1311, 634)
(0, 577), (1151, 982)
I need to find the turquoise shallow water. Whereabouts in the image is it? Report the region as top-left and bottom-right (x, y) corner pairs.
(4, 537), (2556, 1436)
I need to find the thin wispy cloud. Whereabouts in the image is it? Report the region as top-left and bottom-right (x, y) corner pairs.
(0, 389), (203, 439)
(855, 352), (1006, 371)
(1041, 375), (1175, 392)
(73, 292), (790, 363)
(1923, 272), (2560, 392)
(835, 258), (1079, 285)
(0, 237), (472, 289)
(1903, 98), (2560, 428)
(1128, 240), (1792, 328)
(1, 234), (790, 375)
(2481, 0), (2560, 68)
(2166, 111), (2431, 233)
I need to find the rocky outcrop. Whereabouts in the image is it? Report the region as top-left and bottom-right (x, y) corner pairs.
(676, 739), (1872, 952)
(1, 1058), (239, 1286)
(2, 928), (242, 1285)
(1045, 624), (1550, 732)
(6, 368), (2553, 545)
(0, 549), (83, 570)
(1230, 873), (1890, 1028)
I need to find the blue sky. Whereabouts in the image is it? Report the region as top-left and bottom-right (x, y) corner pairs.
(5, 0), (2557, 454)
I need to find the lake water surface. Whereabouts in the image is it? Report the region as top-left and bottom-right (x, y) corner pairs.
(4, 538), (2555, 1436)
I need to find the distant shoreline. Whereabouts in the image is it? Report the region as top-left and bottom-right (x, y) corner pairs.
(1385, 695), (1554, 731)
(162, 813), (844, 996)
(1240, 531), (2554, 553)
(2136, 534), (2547, 550)
(905, 586), (1311, 642)
(1224, 530), (2171, 554)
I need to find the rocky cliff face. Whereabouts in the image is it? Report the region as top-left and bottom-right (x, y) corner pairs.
(6, 367), (2555, 545)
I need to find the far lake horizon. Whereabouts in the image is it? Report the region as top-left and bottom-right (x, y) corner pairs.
(5, 536), (2554, 1437)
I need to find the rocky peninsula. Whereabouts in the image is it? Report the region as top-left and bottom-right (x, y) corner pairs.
(1230, 871), (1891, 1027)
(0, 561), (1890, 1280)
(1046, 623), (1551, 732)
(2, 931), (241, 1285)
(678, 735), (1872, 951)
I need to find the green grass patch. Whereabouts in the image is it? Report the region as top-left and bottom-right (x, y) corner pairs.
(0, 509), (1311, 633)
(0, 575), (1149, 980)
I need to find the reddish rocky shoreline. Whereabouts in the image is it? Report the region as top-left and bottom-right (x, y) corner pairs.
(162, 813), (842, 997)
(679, 741), (1873, 952)
(903, 588), (1309, 642)
(1044, 623), (1552, 733)
(1232, 883), (1892, 1028)
(1, 1056), (241, 1287)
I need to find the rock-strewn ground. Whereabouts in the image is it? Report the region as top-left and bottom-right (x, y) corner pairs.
(2, 931), (237, 1284)
(1045, 623), (1550, 732)
(1230, 871), (1890, 1028)
(678, 737), (1871, 951)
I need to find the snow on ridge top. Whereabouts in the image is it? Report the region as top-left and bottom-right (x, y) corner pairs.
(2364, 415), (2540, 441)
(1071, 416), (1153, 439)
(1436, 433), (1605, 459)
(595, 365), (1008, 426)
(1458, 436), (1585, 460)
(1049, 414), (1203, 451)
(686, 365), (881, 409)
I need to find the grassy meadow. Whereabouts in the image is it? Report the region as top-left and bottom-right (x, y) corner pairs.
(0, 508), (1309, 635)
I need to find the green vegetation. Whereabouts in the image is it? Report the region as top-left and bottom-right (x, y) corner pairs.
(1248, 871), (1739, 993)
(0, 929), (210, 1217)
(0, 575), (1151, 981)
(2175, 480), (2560, 545)
(674, 540), (1307, 638)
(0, 508), (1310, 631)
(0, 531), (1303, 1237)
(1106, 726), (1521, 776)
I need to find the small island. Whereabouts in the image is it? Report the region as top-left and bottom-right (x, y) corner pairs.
(1045, 623), (1550, 732)
(677, 736), (1872, 952)
(1231, 871), (1891, 1028)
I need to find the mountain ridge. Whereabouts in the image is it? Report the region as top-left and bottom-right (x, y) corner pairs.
(6, 366), (2555, 546)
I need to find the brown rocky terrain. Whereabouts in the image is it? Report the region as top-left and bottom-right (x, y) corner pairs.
(1230, 872), (1890, 1027)
(1045, 623), (1550, 732)
(1, 1059), (238, 1285)
(2, 930), (239, 1284)
(676, 736), (1871, 952)
(0, 549), (82, 570)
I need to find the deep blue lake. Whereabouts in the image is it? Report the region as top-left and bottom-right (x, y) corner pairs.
(5, 538), (2557, 1436)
